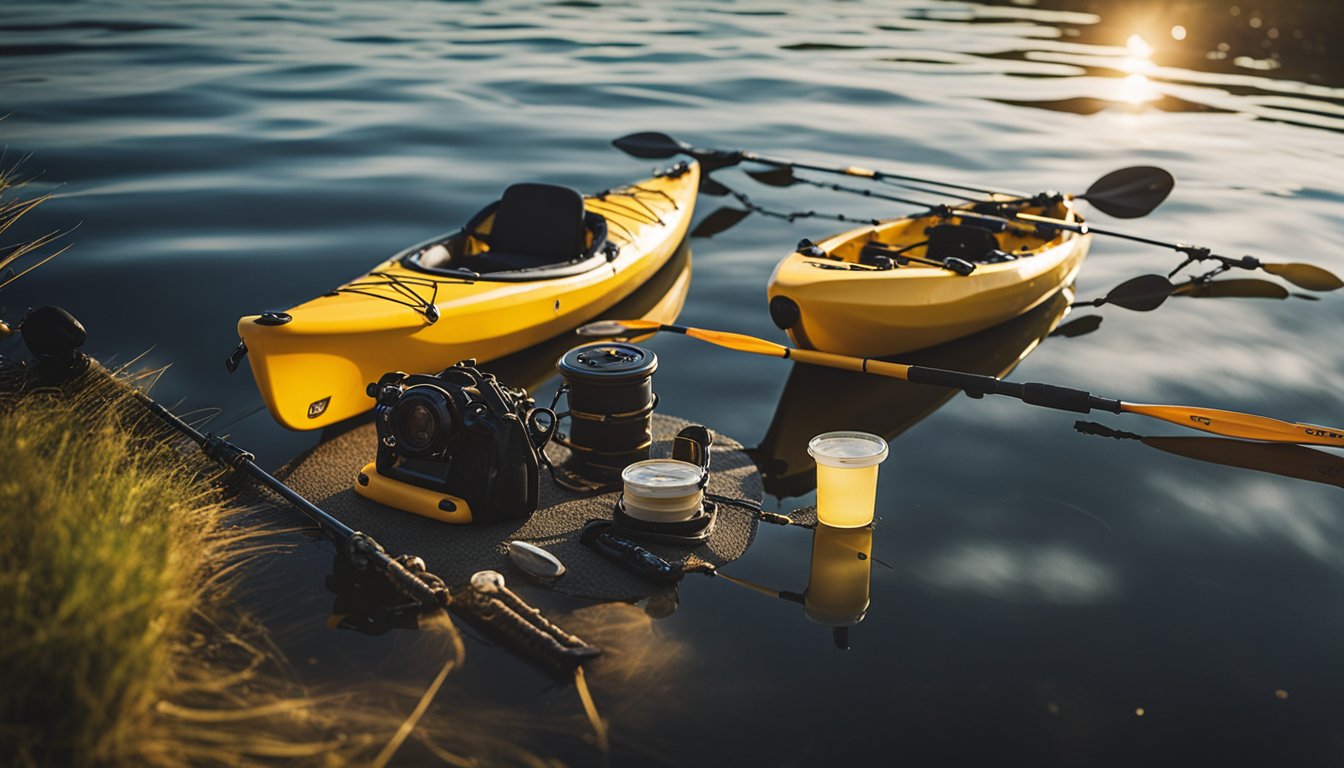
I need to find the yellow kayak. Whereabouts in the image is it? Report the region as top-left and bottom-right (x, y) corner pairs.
(766, 198), (1090, 357)
(236, 160), (699, 430)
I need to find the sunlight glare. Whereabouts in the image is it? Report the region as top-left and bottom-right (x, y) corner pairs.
(1118, 73), (1158, 105)
(1126, 34), (1154, 57)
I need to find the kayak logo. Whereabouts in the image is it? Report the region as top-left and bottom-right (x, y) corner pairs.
(1189, 415), (1212, 426)
(1305, 428), (1343, 439)
(308, 397), (331, 419)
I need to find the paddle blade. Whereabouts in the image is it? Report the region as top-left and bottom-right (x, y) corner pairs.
(612, 132), (690, 159)
(1103, 273), (1175, 311)
(1080, 166), (1174, 219)
(699, 176), (732, 197)
(576, 319), (662, 337)
(1261, 262), (1344, 291)
(1122, 402), (1344, 447)
(1175, 278), (1289, 300)
(691, 207), (750, 238)
(1050, 315), (1103, 338)
(746, 167), (799, 187)
(685, 327), (791, 358)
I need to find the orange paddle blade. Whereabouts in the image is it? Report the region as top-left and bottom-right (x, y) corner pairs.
(1122, 403), (1344, 447)
(685, 327), (791, 358)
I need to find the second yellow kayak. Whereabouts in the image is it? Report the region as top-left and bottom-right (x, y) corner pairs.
(766, 198), (1090, 358)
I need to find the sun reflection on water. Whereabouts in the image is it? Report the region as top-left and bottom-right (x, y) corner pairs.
(1117, 33), (1159, 105)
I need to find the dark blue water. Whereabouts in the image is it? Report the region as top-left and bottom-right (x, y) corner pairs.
(4, 1), (1343, 765)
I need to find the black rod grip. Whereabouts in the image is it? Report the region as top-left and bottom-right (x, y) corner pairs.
(1020, 383), (1096, 414)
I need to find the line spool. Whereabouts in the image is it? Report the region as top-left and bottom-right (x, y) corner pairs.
(555, 342), (659, 483)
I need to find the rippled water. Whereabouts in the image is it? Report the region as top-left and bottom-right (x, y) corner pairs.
(4, 0), (1343, 764)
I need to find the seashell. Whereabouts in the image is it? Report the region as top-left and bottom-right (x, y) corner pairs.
(506, 541), (566, 580)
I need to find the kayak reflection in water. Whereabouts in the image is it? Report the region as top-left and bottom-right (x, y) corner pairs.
(751, 288), (1071, 500)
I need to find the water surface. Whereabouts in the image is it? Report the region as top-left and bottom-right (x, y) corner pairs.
(4, 0), (1343, 764)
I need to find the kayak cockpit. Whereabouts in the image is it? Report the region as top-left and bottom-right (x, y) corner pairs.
(403, 181), (617, 282)
(815, 198), (1080, 272)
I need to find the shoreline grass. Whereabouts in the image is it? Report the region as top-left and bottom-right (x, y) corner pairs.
(0, 368), (302, 765)
(0, 150), (576, 768)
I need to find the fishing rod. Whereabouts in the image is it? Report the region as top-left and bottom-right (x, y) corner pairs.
(613, 131), (1175, 219)
(1004, 211), (1343, 292)
(137, 383), (453, 611)
(11, 305), (604, 672)
(576, 318), (1344, 448)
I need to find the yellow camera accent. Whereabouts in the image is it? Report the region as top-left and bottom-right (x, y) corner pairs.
(355, 462), (475, 524)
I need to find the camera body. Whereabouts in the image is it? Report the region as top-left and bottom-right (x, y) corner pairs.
(356, 361), (553, 524)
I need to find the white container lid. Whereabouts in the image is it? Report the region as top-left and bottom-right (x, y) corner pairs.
(621, 459), (704, 499)
(807, 431), (889, 468)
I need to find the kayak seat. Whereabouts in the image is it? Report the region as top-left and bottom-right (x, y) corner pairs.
(473, 183), (597, 273)
(926, 224), (1001, 263)
(404, 183), (612, 279)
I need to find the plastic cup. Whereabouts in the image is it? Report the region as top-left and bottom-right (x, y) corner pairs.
(807, 431), (888, 528)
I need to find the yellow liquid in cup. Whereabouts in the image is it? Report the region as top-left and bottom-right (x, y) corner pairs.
(815, 463), (879, 528)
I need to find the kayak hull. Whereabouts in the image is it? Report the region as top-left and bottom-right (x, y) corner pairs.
(240, 162), (699, 430)
(767, 199), (1090, 358)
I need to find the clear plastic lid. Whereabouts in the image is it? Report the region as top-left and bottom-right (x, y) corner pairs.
(621, 459), (705, 498)
(807, 431), (889, 468)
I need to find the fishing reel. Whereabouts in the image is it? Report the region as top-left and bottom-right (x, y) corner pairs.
(0, 305), (91, 388)
(355, 361), (556, 524)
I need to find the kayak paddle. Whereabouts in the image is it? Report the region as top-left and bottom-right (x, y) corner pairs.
(577, 319), (1344, 448)
(612, 131), (1174, 219)
(1009, 211), (1344, 291)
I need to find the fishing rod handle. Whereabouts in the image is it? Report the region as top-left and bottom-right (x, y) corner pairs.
(904, 366), (1123, 414)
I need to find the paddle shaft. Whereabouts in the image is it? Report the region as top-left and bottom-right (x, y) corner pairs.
(651, 324), (1344, 448)
(133, 390), (449, 609)
(738, 150), (1023, 199)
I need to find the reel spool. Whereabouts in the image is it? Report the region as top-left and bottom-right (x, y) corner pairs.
(555, 342), (658, 484)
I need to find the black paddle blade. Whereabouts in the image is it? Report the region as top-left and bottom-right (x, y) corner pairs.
(746, 166), (798, 187)
(1261, 262), (1344, 291)
(612, 131), (690, 159)
(1103, 273), (1176, 311)
(1080, 166), (1174, 219)
(691, 207), (750, 238)
(1050, 314), (1103, 338)
(700, 175), (733, 197)
(1176, 278), (1289, 300)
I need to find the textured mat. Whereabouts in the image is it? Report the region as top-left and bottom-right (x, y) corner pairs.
(278, 414), (763, 602)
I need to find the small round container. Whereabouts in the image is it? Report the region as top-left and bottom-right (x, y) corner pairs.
(620, 458), (705, 523)
(557, 342), (659, 478)
(807, 431), (889, 528)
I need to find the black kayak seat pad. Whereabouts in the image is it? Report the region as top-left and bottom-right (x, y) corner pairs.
(926, 223), (1001, 263)
(478, 182), (589, 273)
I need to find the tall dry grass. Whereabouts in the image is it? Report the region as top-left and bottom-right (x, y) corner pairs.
(0, 162), (559, 767)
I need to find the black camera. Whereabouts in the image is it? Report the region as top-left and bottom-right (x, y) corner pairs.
(355, 361), (555, 525)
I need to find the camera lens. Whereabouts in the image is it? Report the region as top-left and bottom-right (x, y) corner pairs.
(398, 402), (437, 451)
(390, 389), (456, 456)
